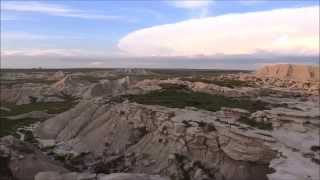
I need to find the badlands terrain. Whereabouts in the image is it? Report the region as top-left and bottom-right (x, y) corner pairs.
(0, 64), (319, 180)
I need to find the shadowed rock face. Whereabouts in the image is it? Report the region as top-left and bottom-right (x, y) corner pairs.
(0, 136), (68, 180)
(35, 100), (276, 180)
(255, 64), (320, 82)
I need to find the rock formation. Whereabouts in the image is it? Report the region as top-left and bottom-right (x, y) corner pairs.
(0, 136), (68, 180)
(1, 67), (319, 180)
(48, 71), (66, 81)
(35, 99), (276, 180)
(255, 64), (319, 82)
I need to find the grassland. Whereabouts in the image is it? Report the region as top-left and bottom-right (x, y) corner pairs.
(0, 95), (78, 137)
(125, 88), (273, 130)
(0, 79), (57, 88)
(0, 117), (38, 137)
(1, 95), (77, 117)
(125, 88), (269, 113)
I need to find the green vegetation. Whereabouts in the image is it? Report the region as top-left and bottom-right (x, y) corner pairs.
(0, 94), (78, 137)
(181, 77), (253, 88)
(1, 79), (57, 87)
(0, 117), (38, 137)
(125, 89), (269, 113)
(1, 95), (78, 117)
(238, 116), (273, 130)
(158, 83), (188, 90)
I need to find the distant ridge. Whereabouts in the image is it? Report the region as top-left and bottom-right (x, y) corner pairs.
(255, 64), (319, 82)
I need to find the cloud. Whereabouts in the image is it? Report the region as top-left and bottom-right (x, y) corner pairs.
(89, 61), (104, 66)
(167, 0), (213, 18)
(2, 32), (47, 40)
(1, 48), (109, 57)
(239, 0), (265, 5)
(2, 49), (83, 57)
(1, 48), (129, 58)
(1, 1), (123, 20)
(118, 6), (319, 57)
(1, 31), (85, 41)
(169, 0), (213, 9)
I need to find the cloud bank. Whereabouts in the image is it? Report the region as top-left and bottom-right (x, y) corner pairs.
(118, 6), (319, 57)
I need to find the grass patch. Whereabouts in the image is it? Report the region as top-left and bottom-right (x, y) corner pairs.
(125, 89), (269, 113)
(0, 117), (38, 137)
(0, 94), (78, 137)
(0, 79), (57, 87)
(238, 116), (273, 130)
(181, 77), (253, 88)
(159, 83), (189, 90)
(0, 95), (78, 117)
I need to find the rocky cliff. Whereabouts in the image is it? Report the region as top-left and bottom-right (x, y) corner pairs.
(35, 99), (277, 180)
(255, 64), (319, 82)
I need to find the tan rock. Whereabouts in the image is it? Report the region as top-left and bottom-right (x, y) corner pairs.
(256, 64), (319, 82)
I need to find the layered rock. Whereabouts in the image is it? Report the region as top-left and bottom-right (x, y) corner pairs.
(35, 100), (276, 180)
(0, 83), (57, 105)
(133, 79), (259, 97)
(82, 76), (131, 99)
(255, 64), (319, 82)
(48, 71), (66, 81)
(52, 76), (132, 99)
(52, 75), (92, 96)
(2, 67), (319, 180)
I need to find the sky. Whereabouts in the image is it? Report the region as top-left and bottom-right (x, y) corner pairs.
(1, 0), (319, 69)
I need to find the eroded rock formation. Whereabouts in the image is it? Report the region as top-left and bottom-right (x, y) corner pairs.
(0, 136), (68, 180)
(35, 99), (276, 180)
(255, 64), (319, 82)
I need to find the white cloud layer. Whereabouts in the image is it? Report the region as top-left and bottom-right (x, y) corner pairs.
(2, 32), (83, 40)
(169, 0), (213, 9)
(1, 1), (122, 20)
(2, 49), (84, 57)
(1, 49), (108, 57)
(118, 6), (319, 57)
(1, 48), (129, 58)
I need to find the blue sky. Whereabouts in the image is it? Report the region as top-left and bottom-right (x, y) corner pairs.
(1, 0), (319, 69)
